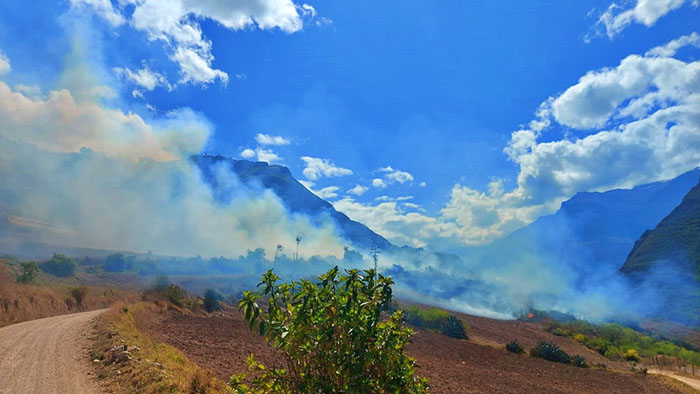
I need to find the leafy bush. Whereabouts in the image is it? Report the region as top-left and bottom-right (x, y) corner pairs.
(203, 289), (221, 313)
(506, 340), (525, 354)
(545, 320), (700, 366)
(571, 354), (588, 368)
(103, 253), (134, 272)
(70, 286), (88, 307)
(530, 341), (571, 364)
(402, 305), (468, 339)
(40, 253), (77, 277)
(165, 284), (187, 307)
(16, 261), (39, 284)
(233, 268), (429, 393)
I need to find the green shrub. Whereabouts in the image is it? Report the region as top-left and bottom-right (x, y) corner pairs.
(165, 284), (186, 307)
(103, 253), (134, 272)
(203, 289), (221, 313)
(623, 349), (641, 362)
(571, 354), (588, 368)
(233, 268), (429, 393)
(506, 340), (525, 354)
(530, 341), (571, 364)
(403, 306), (468, 339)
(70, 286), (88, 307)
(16, 261), (39, 284)
(40, 253), (77, 277)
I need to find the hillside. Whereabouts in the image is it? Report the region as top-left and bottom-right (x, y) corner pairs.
(194, 155), (392, 250)
(621, 179), (700, 274)
(474, 169), (700, 275)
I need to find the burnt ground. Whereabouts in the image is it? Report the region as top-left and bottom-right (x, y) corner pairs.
(139, 306), (695, 393)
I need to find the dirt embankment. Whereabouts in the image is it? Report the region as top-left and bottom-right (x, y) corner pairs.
(139, 307), (695, 394)
(0, 259), (139, 327)
(0, 309), (106, 394)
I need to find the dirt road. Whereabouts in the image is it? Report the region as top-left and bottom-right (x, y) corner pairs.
(0, 309), (106, 394)
(650, 369), (700, 392)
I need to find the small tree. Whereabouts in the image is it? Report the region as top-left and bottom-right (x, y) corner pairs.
(204, 289), (221, 313)
(40, 253), (78, 277)
(16, 261), (39, 284)
(165, 284), (186, 307)
(233, 267), (428, 393)
(152, 275), (170, 291)
(70, 286), (88, 307)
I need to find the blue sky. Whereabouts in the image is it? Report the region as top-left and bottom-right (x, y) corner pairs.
(1, 0), (699, 251)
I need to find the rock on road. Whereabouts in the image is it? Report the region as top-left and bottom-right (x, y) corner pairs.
(0, 310), (106, 394)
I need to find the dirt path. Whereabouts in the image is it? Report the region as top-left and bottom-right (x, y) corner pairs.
(650, 369), (700, 392)
(0, 309), (106, 394)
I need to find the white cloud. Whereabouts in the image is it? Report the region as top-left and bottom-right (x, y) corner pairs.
(255, 133), (291, 145)
(241, 148), (256, 159)
(372, 178), (386, 188)
(590, 0), (696, 40)
(240, 147), (282, 163)
(69, 0), (126, 27)
(72, 0), (324, 86)
(419, 181), (426, 187)
(301, 156), (352, 180)
(333, 197), (460, 249)
(347, 184), (368, 196)
(646, 32), (700, 57)
(379, 166), (414, 184)
(440, 34), (700, 244)
(0, 51), (10, 76)
(315, 186), (339, 199)
(114, 65), (171, 92)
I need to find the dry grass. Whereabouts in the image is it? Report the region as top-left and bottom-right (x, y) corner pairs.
(90, 302), (227, 393)
(0, 258), (139, 327)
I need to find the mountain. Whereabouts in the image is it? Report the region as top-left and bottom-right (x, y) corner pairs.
(475, 169), (700, 277)
(193, 155), (392, 250)
(621, 179), (700, 274)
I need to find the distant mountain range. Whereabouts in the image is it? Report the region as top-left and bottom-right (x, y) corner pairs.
(472, 168), (700, 278)
(194, 155), (392, 250)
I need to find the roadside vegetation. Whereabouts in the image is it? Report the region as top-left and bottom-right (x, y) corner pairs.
(233, 267), (429, 393)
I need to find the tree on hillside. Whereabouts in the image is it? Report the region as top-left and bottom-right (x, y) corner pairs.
(232, 267), (428, 393)
(39, 254), (77, 277)
(16, 261), (39, 284)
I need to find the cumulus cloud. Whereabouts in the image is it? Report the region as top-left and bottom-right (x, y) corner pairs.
(333, 197), (460, 249)
(646, 32), (700, 57)
(347, 184), (368, 196)
(71, 0), (324, 86)
(114, 64), (171, 92)
(0, 51), (10, 76)
(255, 133), (291, 145)
(589, 0), (697, 40)
(372, 178), (386, 188)
(439, 34), (700, 244)
(301, 156), (352, 180)
(379, 166), (414, 184)
(240, 147), (282, 163)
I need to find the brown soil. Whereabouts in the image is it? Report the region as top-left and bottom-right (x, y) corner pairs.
(140, 307), (694, 394)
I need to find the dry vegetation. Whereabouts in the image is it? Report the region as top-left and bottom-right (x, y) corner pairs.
(89, 302), (227, 393)
(0, 257), (138, 327)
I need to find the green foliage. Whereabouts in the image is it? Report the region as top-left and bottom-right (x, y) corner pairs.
(16, 261), (39, 284)
(40, 253), (77, 277)
(103, 253), (134, 272)
(530, 341), (571, 364)
(545, 320), (700, 365)
(233, 267), (429, 393)
(165, 284), (187, 307)
(571, 354), (588, 368)
(203, 289), (221, 313)
(70, 286), (88, 307)
(402, 305), (468, 339)
(505, 340), (525, 354)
